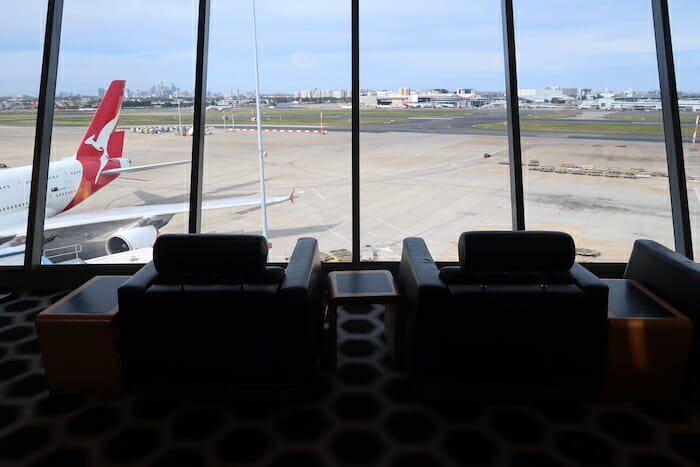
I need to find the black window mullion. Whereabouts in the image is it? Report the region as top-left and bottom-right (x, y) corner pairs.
(25, 0), (63, 268)
(501, 0), (525, 231)
(189, 0), (211, 233)
(651, 0), (693, 258)
(352, 0), (360, 263)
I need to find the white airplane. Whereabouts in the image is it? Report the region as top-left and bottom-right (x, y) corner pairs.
(206, 102), (236, 111)
(0, 80), (293, 260)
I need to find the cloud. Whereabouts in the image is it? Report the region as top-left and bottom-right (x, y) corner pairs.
(290, 52), (318, 69)
(1, 0), (698, 95)
(360, 49), (504, 91)
(0, 51), (44, 95)
(54, 50), (196, 95)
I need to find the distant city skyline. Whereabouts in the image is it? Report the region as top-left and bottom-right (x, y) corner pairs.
(8, 83), (697, 100)
(1, 0), (698, 96)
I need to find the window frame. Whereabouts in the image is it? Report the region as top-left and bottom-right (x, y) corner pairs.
(0, 0), (689, 284)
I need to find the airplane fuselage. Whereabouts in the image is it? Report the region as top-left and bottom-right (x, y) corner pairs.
(0, 159), (100, 227)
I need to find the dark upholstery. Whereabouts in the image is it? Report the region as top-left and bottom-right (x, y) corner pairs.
(118, 235), (323, 386)
(458, 230), (575, 273)
(623, 239), (700, 396)
(398, 232), (609, 389)
(153, 234), (273, 283)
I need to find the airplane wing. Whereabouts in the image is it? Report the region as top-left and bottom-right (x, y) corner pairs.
(43, 192), (293, 231)
(100, 159), (190, 175)
(0, 190), (294, 240)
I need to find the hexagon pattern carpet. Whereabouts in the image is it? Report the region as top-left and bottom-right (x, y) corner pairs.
(1, 291), (700, 466)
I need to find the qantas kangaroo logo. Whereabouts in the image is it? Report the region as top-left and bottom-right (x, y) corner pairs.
(95, 153), (110, 184)
(84, 116), (119, 152)
(84, 115), (120, 183)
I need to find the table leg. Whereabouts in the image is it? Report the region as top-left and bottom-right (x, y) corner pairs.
(329, 303), (338, 370)
(385, 302), (402, 368)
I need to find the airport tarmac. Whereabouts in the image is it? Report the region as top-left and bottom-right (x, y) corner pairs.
(1, 124), (698, 264)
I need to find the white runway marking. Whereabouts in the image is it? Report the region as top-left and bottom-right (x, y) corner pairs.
(362, 207), (413, 237)
(408, 117), (454, 120)
(302, 201), (350, 243)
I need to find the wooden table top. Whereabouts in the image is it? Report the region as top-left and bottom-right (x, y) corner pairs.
(603, 278), (689, 321)
(328, 270), (398, 303)
(37, 276), (129, 321)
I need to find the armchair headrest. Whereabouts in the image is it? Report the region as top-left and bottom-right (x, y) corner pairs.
(458, 231), (575, 273)
(153, 234), (269, 279)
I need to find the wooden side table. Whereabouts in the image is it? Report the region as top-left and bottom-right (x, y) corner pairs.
(36, 275), (129, 396)
(327, 270), (400, 369)
(601, 279), (693, 400)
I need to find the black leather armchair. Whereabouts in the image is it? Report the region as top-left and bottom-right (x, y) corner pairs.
(118, 234), (323, 387)
(398, 231), (609, 390)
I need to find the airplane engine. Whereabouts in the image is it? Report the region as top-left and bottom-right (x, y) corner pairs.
(105, 225), (158, 254)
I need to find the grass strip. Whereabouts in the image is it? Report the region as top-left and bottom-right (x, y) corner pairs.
(522, 113), (575, 119)
(605, 113), (698, 122)
(474, 120), (695, 136)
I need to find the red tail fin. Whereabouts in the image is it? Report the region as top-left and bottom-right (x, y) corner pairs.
(76, 80), (125, 160)
(64, 80), (126, 210)
(107, 131), (125, 158)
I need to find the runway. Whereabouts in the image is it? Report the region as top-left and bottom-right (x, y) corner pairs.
(221, 109), (695, 143)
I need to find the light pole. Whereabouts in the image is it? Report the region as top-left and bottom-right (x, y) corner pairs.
(177, 100), (182, 135)
(252, 0), (268, 240)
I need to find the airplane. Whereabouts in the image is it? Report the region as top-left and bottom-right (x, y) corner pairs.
(206, 102), (236, 111)
(408, 102), (434, 108)
(0, 80), (293, 261)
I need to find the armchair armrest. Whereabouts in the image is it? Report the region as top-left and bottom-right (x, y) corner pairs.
(398, 237), (449, 375)
(118, 261), (158, 299)
(280, 237), (321, 294)
(278, 237), (323, 369)
(398, 237), (446, 294)
(571, 263), (608, 294)
(279, 237), (323, 332)
(570, 263), (608, 309)
(624, 239), (700, 317)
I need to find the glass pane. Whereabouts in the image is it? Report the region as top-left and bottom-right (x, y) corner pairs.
(43, 1), (196, 264)
(0, 1), (47, 266)
(514, 0), (674, 262)
(669, 0), (700, 259)
(203, 0), (351, 262)
(360, 1), (510, 261)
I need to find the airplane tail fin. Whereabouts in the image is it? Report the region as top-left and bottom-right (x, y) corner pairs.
(107, 130), (125, 158)
(75, 80), (126, 161)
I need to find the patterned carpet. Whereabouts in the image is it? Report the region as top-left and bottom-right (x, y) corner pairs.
(1, 289), (700, 466)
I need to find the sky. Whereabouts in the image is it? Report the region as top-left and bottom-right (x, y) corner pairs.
(0, 0), (698, 96)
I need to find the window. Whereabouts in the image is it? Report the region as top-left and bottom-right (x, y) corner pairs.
(42, 0), (197, 264)
(514, 0), (674, 262)
(204, 0), (351, 262)
(0, 1), (46, 266)
(360, 1), (510, 261)
(669, 0), (700, 259)
(2, 1), (697, 268)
